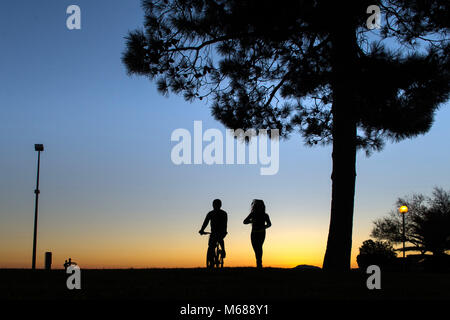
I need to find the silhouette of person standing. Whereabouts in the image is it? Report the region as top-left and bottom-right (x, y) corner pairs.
(244, 199), (272, 268)
(199, 199), (228, 262)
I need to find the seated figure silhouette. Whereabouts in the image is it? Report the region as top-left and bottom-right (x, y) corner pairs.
(199, 199), (228, 265)
(244, 199), (272, 268)
(63, 258), (77, 271)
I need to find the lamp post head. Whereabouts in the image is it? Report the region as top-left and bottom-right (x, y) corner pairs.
(35, 144), (44, 152)
(399, 205), (408, 214)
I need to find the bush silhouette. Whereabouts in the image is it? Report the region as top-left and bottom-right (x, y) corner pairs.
(356, 240), (396, 270)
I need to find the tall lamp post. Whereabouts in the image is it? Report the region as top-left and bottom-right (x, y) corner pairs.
(399, 205), (408, 265)
(32, 144), (44, 270)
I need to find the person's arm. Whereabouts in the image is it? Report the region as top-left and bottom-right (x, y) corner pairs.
(243, 213), (253, 224)
(265, 214), (272, 229)
(225, 213), (228, 234)
(199, 212), (211, 234)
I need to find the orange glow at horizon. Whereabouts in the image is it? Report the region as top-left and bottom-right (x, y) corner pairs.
(0, 216), (361, 269)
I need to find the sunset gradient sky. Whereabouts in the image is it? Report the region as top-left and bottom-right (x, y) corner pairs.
(1, 1), (449, 269)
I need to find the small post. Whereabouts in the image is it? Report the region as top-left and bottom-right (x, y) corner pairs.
(45, 252), (52, 270)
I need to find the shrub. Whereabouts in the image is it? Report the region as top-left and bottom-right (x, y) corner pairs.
(357, 240), (397, 270)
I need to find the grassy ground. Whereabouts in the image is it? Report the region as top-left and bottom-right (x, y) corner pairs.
(1, 267), (449, 301)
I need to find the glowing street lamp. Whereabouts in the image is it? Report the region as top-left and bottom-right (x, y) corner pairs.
(399, 205), (408, 260)
(399, 205), (408, 214)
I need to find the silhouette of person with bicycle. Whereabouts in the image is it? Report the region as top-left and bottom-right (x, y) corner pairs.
(244, 199), (272, 268)
(199, 199), (228, 267)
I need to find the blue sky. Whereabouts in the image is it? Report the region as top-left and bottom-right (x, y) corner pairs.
(0, 0), (449, 268)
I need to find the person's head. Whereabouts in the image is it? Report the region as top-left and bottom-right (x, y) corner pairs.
(251, 199), (265, 214)
(212, 199), (222, 210)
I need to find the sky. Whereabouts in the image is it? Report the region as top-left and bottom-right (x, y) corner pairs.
(0, 0), (449, 269)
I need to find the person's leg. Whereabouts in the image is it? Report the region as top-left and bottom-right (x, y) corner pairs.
(251, 231), (266, 268)
(207, 235), (216, 267)
(219, 238), (226, 258)
(258, 231), (266, 267)
(251, 232), (262, 267)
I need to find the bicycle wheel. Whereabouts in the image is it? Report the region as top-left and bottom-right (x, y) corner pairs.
(218, 251), (224, 268)
(206, 249), (214, 268)
(216, 246), (224, 268)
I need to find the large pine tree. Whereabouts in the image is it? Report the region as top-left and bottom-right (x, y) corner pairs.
(123, 0), (449, 270)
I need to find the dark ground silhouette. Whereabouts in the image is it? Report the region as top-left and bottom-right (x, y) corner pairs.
(1, 268), (449, 301)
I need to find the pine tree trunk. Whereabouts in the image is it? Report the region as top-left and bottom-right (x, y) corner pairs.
(322, 107), (357, 271)
(322, 19), (358, 271)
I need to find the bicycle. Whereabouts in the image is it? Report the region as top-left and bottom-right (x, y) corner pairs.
(200, 231), (225, 268)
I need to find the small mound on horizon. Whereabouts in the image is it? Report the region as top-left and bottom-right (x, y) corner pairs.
(293, 264), (321, 271)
